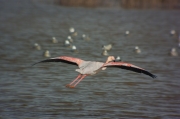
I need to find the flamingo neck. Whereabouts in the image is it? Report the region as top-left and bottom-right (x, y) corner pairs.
(105, 56), (115, 63)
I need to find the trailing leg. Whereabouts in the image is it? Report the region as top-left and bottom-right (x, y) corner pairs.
(66, 74), (81, 88)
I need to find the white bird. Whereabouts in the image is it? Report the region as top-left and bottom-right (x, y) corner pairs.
(135, 46), (141, 54)
(69, 27), (78, 37)
(52, 37), (58, 43)
(82, 34), (90, 41)
(71, 45), (78, 53)
(44, 50), (51, 57)
(102, 50), (109, 56)
(67, 36), (73, 42)
(125, 30), (130, 35)
(102, 44), (112, 51)
(170, 30), (176, 35)
(34, 43), (41, 50)
(64, 40), (70, 47)
(170, 48), (178, 56)
(71, 45), (76, 50)
(69, 27), (75, 33)
(115, 56), (121, 61)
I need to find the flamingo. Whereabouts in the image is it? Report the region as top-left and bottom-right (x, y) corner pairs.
(32, 56), (156, 88)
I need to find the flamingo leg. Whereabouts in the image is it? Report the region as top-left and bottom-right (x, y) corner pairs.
(72, 75), (87, 87)
(66, 74), (81, 88)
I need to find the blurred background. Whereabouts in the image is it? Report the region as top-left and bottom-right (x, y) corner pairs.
(0, 0), (180, 118)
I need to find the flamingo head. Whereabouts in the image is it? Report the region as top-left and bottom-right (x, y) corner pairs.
(106, 56), (115, 63)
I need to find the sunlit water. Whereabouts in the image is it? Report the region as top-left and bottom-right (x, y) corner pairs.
(0, 0), (180, 118)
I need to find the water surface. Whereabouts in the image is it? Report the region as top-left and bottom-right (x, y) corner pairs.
(0, 0), (180, 118)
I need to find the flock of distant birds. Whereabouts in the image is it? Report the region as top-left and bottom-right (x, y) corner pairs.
(33, 28), (179, 59)
(169, 30), (179, 56)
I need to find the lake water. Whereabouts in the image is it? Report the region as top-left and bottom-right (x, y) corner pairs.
(0, 0), (180, 118)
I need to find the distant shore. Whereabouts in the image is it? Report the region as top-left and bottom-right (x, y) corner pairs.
(37, 0), (180, 9)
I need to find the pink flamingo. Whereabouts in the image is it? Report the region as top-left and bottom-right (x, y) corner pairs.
(32, 56), (156, 88)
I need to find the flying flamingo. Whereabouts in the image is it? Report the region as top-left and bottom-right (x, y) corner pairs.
(32, 56), (156, 88)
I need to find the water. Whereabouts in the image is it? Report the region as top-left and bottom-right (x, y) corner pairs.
(0, 0), (180, 118)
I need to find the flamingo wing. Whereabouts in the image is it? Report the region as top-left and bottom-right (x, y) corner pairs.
(103, 62), (157, 78)
(32, 56), (83, 66)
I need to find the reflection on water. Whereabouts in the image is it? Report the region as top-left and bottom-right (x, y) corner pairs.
(0, 0), (180, 118)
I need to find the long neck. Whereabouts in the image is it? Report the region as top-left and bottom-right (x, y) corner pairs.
(105, 59), (110, 63)
(105, 57), (113, 63)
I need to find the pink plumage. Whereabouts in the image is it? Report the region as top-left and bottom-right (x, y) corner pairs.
(32, 56), (156, 88)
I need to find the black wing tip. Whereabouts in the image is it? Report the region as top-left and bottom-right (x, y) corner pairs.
(147, 71), (157, 78)
(31, 58), (53, 66)
(31, 57), (78, 67)
(31, 62), (41, 66)
(143, 70), (157, 79)
(151, 74), (157, 78)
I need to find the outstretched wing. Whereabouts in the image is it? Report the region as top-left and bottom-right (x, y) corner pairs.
(103, 62), (157, 78)
(32, 56), (83, 66)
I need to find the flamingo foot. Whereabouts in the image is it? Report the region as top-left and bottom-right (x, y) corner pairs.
(66, 84), (75, 88)
(66, 84), (70, 87)
(69, 85), (75, 88)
